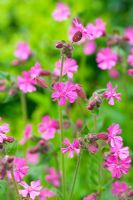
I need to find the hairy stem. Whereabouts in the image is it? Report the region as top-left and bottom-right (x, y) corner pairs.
(11, 169), (21, 200)
(59, 53), (66, 199)
(69, 151), (82, 200)
(93, 113), (97, 133)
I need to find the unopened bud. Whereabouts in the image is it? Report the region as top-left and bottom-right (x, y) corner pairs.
(97, 132), (108, 140)
(72, 31), (82, 42)
(36, 77), (48, 88)
(76, 119), (83, 129)
(40, 70), (51, 76)
(55, 42), (64, 49)
(88, 142), (99, 154)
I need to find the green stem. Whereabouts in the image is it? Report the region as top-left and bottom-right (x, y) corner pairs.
(93, 113), (97, 133)
(69, 151), (82, 200)
(11, 169), (21, 200)
(59, 52), (66, 200)
(20, 93), (28, 125)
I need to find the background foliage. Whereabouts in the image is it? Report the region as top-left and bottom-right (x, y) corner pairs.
(0, 0), (133, 199)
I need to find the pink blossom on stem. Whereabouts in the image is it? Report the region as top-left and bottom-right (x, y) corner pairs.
(52, 2), (70, 21)
(111, 181), (129, 198)
(105, 154), (131, 178)
(45, 167), (61, 187)
(19, 124), (32, 145)
(17, 71), (36, 93)
(15, 42), (32, 61)
(19, 180), (42, 200)
(83, 41), (96, 55)
(12, 157), (29, 182)
(124, 27), (133, 45)
(96, 48), (118, 70)
(39, 188), (55, 200)
(0, 123), (10, 144)
(111, 146), (129, 160)
(30, 63), (42, 79)
(68, 24), (85, 43)
(103, 82), (121, 105)
(85, 18), (106, 40)
(72, 18), (86, 35)
(61, 138), (80, 158)
(38, 115), (59, 140)
(54, 58), (78, 79)
(107, 123), (122, 148)
(52, 81), (78, 106)
(128, 69), (133, 75)
(26, 151), (39, 164)
(83, 193), (97, 200)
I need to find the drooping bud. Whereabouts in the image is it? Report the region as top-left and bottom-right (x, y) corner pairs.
(87, 92), (102, 110)
(36, 77), (48, 88)
(72, 31), (82, 42)
(97, 132), (108, 140)
(76, 119), (83, 129)
(55, 41), (64, 49)
(40, 70), (51, 76)
(76, 84), (87, 99)
(88, 142), (99, 154)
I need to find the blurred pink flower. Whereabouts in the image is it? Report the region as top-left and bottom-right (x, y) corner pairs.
(105, 154), (131, 178)
(0, 123), (9, 134)
(128, 69), (133, 75)
(107, 123), (122, 148)
(52, 81), (78, 106)
(19, 124), (32, 145)
(17, 71), (36, 93)
(85, 18), (106, 40)
(83, 41), (96, 55)
(54, 58), (78, 78)
(83, 193), (97, 200)
(52, 2), (70, 21)
(30, 63), (42, 79)
(111, 146), (129, 160)
(111, 181), (129, 198)
(45, 167), (61, 187)
(26, 151), (39, 164)
(15, 42), (32, 61)
(13, 157), (29, 182)
(61, 138), (80, 158)
(72, 18), (86, 35)
(19, 180), (42, 200)
(96, 48), (118, 70)
(38, 115), (59, 140)
(108, 69), (119, 79)
(124, 27), (133, 45)
(103, 82), (121, 105)
(0, 123), (10, 144)
(39, 188), (55, 200)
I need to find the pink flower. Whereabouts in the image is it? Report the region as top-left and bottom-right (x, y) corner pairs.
(124, 27), (133, 45)
(111, 181), (129, 198)
(0, 123), (10, 144)
(52, 81), (78, 106)
(0, 123), (9, 134)
(105, 154), (131, 178)
(26, 151), (39, 164)
(17, 71), (36, 93)
(96, 48), (118, 70)
(108, 69), (119, 79)
(30, 63), (42, 79)
(39, 188), (55, 200)
(85, 18), (106, 40)
(83, 193), (97, 200)
(61, 138), (80, 158)
(128, 69), (133, 75)
(52, 2), (70, 21)
(103, 82), (121, 105)
(111, 146), (129, 160)
(13, 157), (29, 182)
(72, 18), (86, 35)
(54, 58), (78, 78)
(83, 41), (96, 55)
(38, 116), (59, 140)
(20, 124), (32, 145)
(45, 167), (61, 187)
(15, 42), (32, 61)
(19, 180), (42, 200)
(107, 123), (122, 148)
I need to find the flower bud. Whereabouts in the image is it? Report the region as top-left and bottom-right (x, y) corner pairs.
(55, 42), (64, 49)
(40, 70), (51, 76)
(76, 119), (83, 129)
(97, 132), (108, 140)
(5, 136), (15, 143)
(36, 77), (48, 88)
(88, 142), (99, 154)
(72, 31), (82, 42)
(88, 134), (97, 142)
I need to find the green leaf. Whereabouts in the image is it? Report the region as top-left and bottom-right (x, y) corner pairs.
(6, 140), (18, 155)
